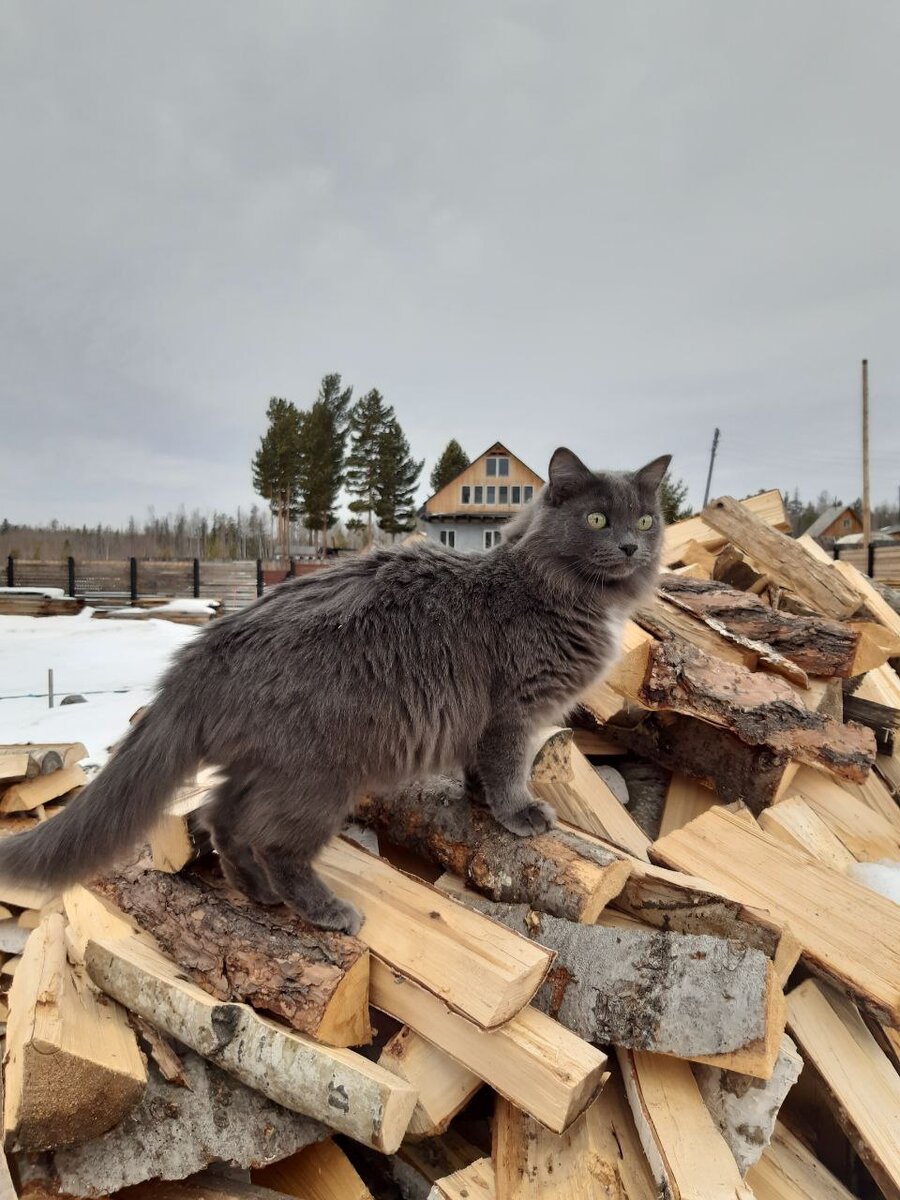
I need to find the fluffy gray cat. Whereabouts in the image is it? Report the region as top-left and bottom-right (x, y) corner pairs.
(0, 448), (670, 933)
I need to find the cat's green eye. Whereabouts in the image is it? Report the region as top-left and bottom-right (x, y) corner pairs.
(637, 515), (653, 531)
(586, 512), (608, 530)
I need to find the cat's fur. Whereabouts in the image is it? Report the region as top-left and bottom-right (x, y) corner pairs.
(0, 448), (670, 933)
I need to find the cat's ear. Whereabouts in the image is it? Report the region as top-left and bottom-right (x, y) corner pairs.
(633, 454), (672, 493)
(547, 447), (594, 506)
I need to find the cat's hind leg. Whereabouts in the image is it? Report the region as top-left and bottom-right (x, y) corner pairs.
(202, 772), (281, 905)
(244, 771), (362, 935)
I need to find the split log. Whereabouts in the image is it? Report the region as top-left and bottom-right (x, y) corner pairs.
(428, 1158), (496, 1200)
(662, 490), (790, 568)
(95, 862), (372, 1047)
(316, 837), (552, 1028)
(757, 797), (856, 873)
(633, 638), (875, 785)
(652, 806), (900, 1025)
(355, 780), (631, 923)
(658, 575), (862, 677)
(252, 1139), (372, 1200)
(378, 1027), (482, 1140)
(658, 773), (717, 836)
(3, 915), (146, 1151)
(38, 1052), (327, 1198)
(82, 929), (417, 1151)
(369, 958), (607, 1134)
(831, 557), (900, 639)
(786, 980), (900, 1199)
(745, 1122), (855, 1200)
(435, 882), (780, 1074)
(703, 496), (861, 619)
(636, 593), (760, 672)
(131, 1015), (190, 1087)
(617, 1048), (754, 1199)
(0, 753), (31, 783)
(396, 1129), (483, 1196)
(785, 771), (900, 862)
(694, 1035), (803, 1175)
(0, 765), (86, 814)
(0, 743), (86, 775)
(111, 1176), (300, 1200)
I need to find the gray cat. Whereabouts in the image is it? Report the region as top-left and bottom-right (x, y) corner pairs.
(0, 448), (670, 934)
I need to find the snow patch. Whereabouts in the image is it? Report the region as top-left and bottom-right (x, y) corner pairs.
(848, 860), (900, 905)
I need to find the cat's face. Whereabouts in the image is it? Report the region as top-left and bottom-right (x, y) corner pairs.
(539, 448), (671, 583)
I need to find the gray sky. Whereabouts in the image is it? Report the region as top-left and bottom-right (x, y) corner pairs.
(2, 1), (898, 527)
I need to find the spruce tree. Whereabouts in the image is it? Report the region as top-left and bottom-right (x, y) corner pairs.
(346, 390), (394, 544)
(251, 397), (304, 557)
(659, 472), (692, 524)
(297, 374), (353, 548)
(375, 416), (424, 539)
(429, 439), (470, 493)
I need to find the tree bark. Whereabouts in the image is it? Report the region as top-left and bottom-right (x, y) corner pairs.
(355, 778), (631, 922)
(94, 862), (371, 1048)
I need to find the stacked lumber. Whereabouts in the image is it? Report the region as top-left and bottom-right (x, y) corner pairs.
(0, 587), (84, 617)
(2, 491), (899, 1198)
(92, 599), (222, 626)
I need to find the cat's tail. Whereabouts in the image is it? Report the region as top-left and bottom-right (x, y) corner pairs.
(0, 697), (201, 889)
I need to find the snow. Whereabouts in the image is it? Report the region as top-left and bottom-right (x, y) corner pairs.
(0, 586), (67, 598)
(105, 598), (220, 616)
(0, 609), (198, 767)
(848, 860), (900, 905)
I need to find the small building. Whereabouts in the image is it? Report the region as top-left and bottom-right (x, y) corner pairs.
(804, 505), (863, 543)
(419, 441), (545, 552)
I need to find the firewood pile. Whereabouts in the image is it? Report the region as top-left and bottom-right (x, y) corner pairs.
(2, 490), (900, 1200)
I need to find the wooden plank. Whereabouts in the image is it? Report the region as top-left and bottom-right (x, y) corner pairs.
(0, 753), (30, 783)
(652, 806), (900, 1024)
(429, 1158), (496, 1200)
(83, 930), (417, 1151)
(786, 979), (900, 1198)
(790, 763), (900, 837)
(3, 914), (146, 1151)
(252, 1138), (373, 1200)
(759, 796), (856, 872)
(315, 837), (552, 1028)
(369, 958), (607, 1134)
(703, 497), (861, 618)
(746, 1123), (855, 1200)
(659, 773), (717, 837)
(617, 1049), (754, 1199)
(0, 764), (86, 813)
(378, 1026), (481, 1140)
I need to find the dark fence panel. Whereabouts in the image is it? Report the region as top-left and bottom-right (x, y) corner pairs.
(834, 544), (900, 585)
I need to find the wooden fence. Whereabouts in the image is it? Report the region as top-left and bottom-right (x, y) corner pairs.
(6, 558), (265, 614)
(833, 544), (900, 586)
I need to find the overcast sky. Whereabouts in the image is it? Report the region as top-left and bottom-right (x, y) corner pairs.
(2, 1), (898, 527)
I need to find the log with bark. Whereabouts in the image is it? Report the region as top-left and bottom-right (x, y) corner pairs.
(94, 861), (372, 1048)
(355, 778), (631, 922)
(436, 880), (780, 1073)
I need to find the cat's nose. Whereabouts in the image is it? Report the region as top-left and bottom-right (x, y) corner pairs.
(619, 543), (638, 557)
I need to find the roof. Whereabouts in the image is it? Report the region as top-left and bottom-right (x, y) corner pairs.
(804, 505), (857, 539)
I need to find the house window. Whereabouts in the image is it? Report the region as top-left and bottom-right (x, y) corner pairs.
(474, 485), (483, 504)
(485, 455), (509, 477)
(486, 485), (496, 504)
(484, 530), (502, 549)
(523, 486), (534, 502)
(498, 486), (509, 505)
(842, 518), (851, 529)
(511, 486), (521, 504)
(439, 530), (456, 547)
(461, 486), (471, 504)
(486, 457), (497, 477)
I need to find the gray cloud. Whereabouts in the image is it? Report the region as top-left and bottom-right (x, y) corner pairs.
(1, 0), (898, 526)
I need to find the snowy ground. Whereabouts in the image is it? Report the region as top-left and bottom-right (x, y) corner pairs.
(0, 609), (198, 768)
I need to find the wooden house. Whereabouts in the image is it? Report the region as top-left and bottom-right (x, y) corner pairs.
(804, 505), (863, 543)
(419, 442), (545, 551)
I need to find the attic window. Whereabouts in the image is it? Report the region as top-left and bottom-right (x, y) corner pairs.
(486, 456), (509, 477)
(843, 518), (851, 529)
(523, 486), (534, 502)
(461, 486), (471, 504)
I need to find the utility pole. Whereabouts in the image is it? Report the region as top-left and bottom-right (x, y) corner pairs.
(862, 359), (871, 552)
(703, 427), (721, 508)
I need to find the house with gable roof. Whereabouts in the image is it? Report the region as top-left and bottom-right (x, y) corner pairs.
(418, 441), (545, 552)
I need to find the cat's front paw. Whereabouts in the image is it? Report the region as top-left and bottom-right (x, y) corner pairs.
(303, 896), (364, 936)
(496, 798), (557, 838)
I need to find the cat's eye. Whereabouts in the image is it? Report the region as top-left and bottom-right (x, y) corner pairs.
(637, 515), (653, 531)
(586, 512), (608, 530)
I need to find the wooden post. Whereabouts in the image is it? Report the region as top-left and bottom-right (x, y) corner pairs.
(868, 542), (876, 579)
(6, 555), (13, 588)
(129, 557), (138, 605)
(67, 556), (75, 597)
(256, 558), (264, 597)
(833, 543), (841, 560)
(193, 558), (200, 598)
(862, 358), (871, 553)
(48, 669), (54, 710)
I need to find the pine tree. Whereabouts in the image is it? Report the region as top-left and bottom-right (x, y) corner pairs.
(429, 439), (470, 493)
(375, 416), (424, 539)
(659, 472), (692, 523)
(346, 389), (393, 544)
(297, 374), (353, 548)
(252, 397), (305, 558)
